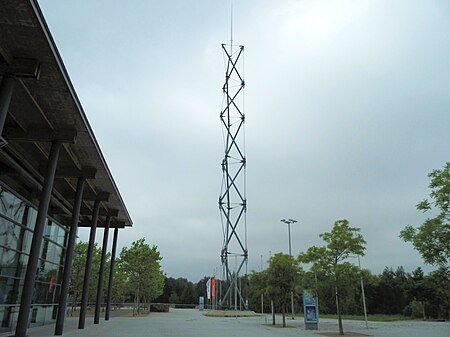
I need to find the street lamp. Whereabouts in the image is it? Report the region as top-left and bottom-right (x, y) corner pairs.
(280, 218), (297, 319)
(358, 256), (369, 329)
(349, 255), (369, 329)
(281, 218), (297, 257)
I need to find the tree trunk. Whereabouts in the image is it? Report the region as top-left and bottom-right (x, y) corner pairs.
(282, 303), (286, 327)
(71, 294), (77, 316)
(137, 286), (140, 315)
(422, 301), (426, 320)
(336, 286), (344, 335)
(271, 299), (275, 325)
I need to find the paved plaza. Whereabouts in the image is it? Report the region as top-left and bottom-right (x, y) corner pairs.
(17, 309), (450, 337)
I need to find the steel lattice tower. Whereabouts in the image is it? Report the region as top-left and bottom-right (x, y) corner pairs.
(219, 42), (247, 310)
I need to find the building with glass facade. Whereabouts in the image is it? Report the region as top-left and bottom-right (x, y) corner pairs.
(0, 185), (67, 333)
(0, 1), (133, 336)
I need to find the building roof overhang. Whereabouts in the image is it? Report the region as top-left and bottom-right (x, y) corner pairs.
(0, 0), (132, 229)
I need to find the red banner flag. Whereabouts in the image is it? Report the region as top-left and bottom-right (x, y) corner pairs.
(211, 276), (216, 299)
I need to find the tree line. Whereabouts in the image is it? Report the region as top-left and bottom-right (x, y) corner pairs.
(153, 276), (210, 307)
(247, 258), (449, 320)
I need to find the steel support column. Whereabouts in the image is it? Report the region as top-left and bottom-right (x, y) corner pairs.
(94, 216), (110, 324)
(15, 141), (61, 337)
(0, 74), (16, 147)
(105, 227), (118, 321)
(78, 200), (100, 329)
(55, 177), (86, 335)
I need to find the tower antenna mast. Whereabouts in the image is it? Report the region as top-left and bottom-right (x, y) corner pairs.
(230, 2), (233, 48)
(219, 1), (247, 310)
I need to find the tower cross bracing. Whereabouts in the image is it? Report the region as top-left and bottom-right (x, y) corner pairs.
(219, 42), (247, 310)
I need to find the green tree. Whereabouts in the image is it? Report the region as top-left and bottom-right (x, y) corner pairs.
(247, 270), (268, 313)
(155, 277), (197, 305)
(266, 253), (301, 327)
(195, 276), (210, 303)
(117, 238), (164, 314)
(303, 267), (367, 316)
(298, 219), (366, 335)
(400, 163), (450, 266)
(69, 242), (89, 311)
(169, 291), (180, 304)
(69, 242), (104, 311)
(426, 267), (450, 319)
(374, 267), (410, 315)
(112, 258), (136, 305)
(180, 282), (196, 304)
(406, 267), (429, 319)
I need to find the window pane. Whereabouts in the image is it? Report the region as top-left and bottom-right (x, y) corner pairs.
(0, 249), (28, 280)
(44, 221), (67, 247)
(33, 281), (58, 305)
(43, 242), (62, 266)
(0, 189), (26, 224)
(0, 275), (23, 305)
(0, 247), (19, 278)
(26, 207), (37, 231)
(36, 260), (60, 285)
(0, 217), (21, 249)
(53, 223), (67, 246)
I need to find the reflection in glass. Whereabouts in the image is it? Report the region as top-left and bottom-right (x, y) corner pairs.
(0, 185), (68, 330)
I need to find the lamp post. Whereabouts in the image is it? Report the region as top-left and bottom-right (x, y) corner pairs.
(281, 218), (297, 319)
(281, 218), (297, 256)
(358, 255), (369, 329)
(260, 255), (264, 315)
(349, 254), (368, 328)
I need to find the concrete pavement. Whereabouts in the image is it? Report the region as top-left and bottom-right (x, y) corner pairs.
(5, 308), (449, 337)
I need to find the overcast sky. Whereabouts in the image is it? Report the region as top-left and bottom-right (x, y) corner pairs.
(39, 0), (450, 281)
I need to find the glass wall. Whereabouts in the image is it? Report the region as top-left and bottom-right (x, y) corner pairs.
(0, 184), (68, 333)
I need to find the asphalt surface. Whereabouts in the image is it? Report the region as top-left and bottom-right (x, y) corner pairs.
(8, 308), (450, 337)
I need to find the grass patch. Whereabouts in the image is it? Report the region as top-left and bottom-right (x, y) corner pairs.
(263, 324), (296, 328)
(204, 310), (259, 317)
(318, 314), (409, 322)
(123, 311), (150, 317)
(317, 333), (370, 337)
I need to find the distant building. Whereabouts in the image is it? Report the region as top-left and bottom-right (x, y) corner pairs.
(0, 1), (132, 336)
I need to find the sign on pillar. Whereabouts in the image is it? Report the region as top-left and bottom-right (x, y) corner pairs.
(303, 289), (319, 330)
(199, 296), (205, 311)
